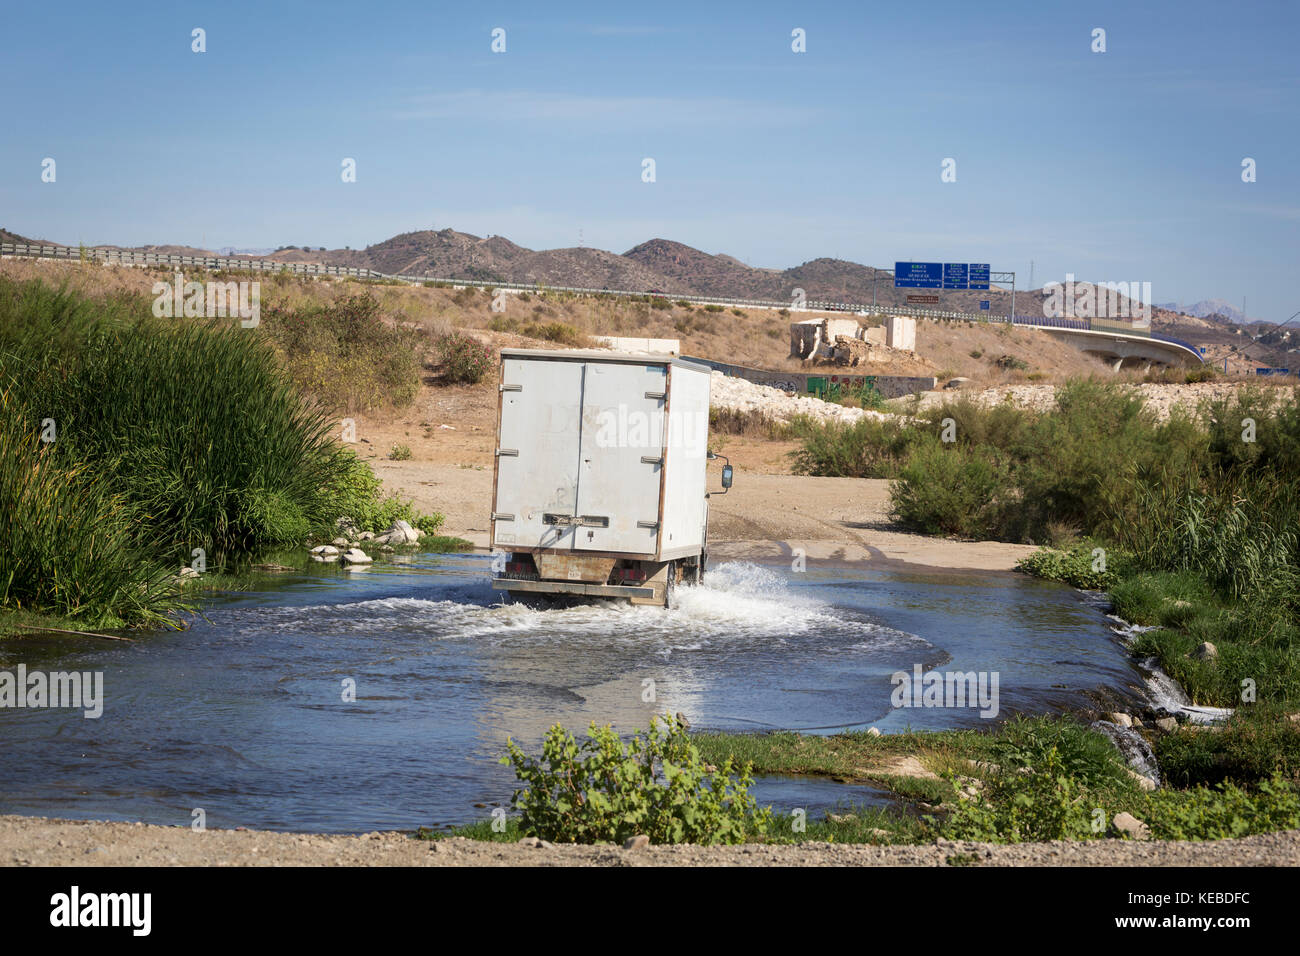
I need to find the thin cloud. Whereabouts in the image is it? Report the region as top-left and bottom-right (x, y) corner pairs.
(392, 89), (818, 126)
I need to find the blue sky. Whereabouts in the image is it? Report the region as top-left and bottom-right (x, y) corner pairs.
(2, 0), (1297, 320)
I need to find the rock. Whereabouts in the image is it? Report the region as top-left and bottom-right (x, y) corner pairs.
(310, 545), (339, 557)
(332, 537), (349, 547)
(340, 548), (372, 565)
(1106, 712), (1133, 728)
(1111, 812), (1151, 840)
(674, 711), (691, 730)
(623, 834), (650, 851)
(178, 566), (199, 578)
(1154, 717), (1179, 733)
(944, 377), (971, 390)
(865, 727), (881, 737)
(1125, 768), (1157, 791)
(1192, 641), (1218, 660)
(359, 531), (375, 541)
(517, 837), (544, 848)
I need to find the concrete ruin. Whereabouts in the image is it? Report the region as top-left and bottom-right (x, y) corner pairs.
(790, 315), (916, 365)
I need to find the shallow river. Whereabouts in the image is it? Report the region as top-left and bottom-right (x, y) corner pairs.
(0, 554), (1145, 832)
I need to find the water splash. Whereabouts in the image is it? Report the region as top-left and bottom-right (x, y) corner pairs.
(1092, 719), (1161, 787)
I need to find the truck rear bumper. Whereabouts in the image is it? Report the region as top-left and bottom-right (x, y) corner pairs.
(492, 578), (656, 600)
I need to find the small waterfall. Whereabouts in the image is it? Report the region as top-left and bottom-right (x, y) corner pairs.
(1091, 719), (1161, 788)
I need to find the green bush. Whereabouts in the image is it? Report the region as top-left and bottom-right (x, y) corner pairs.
(502, 716), (772, 845)
(942, 746), (1100, 843)
(1142, 773), (1300, 840)
(1017, 543), (1129, 590)
(388, 443), (412, 461)
(436, 333), (494, 385)
(324, 448), (444, 536)
(891, 442), (1013, 538)
(790, 415), (920, 478)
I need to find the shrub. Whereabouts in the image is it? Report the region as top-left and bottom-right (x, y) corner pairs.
(790, 416), (920, 479)
(1017, 543), (1129, 590)
(261, 293), (421, 411)
(436, 333), (493, 384)
(995, 354), (1029, 371)
(389, 443), (412, 461)
(891, 442), (1014, 538)
(324, 449), (444, 536)
(1142, 773), (1300, 840)
(502, 716), (772, 845)
(941, 745), (1100, 843)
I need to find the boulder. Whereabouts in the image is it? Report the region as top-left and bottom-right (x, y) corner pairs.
(623, 834), (650, 851)
(866, 727), (881, 737)
(178, 566), (199, 578)
(310, 545), (339, 556)
(341, 548), (372, 565)
(1106, 712), (1133, 728)
(1154, 717), (1179, 733)
(1191, 641), (1218, 660)
(332, 537), (349, 547)
(1111, 812), (1151, 840)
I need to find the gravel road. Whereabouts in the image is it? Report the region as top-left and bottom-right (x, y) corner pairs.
(3, 816), (1296, 866)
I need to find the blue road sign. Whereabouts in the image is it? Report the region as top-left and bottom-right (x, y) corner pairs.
(943, 263), (969, 289)
(1256, 368), (1291, 376)
(980, 300), (990, 310)
(894, 262), (943, 288)
(968, 263), (991, 290)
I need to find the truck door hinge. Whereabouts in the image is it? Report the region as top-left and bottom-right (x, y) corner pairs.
(500, 383), (522, 392)
(644, 391), (666, 400)
(491, 513), (515, 521)
(637, 520), (660, 530)
(496, 448), (519, 457)
(640, 455), (664, 466)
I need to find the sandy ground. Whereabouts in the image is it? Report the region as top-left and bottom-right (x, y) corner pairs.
(4, 816), (1297, 866)
(371, 460), (1037, 572)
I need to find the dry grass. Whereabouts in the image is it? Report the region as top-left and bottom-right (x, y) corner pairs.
(0, 258), (1135, 383)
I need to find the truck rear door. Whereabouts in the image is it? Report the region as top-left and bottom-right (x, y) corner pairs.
(573, 361), (666, 555)
(493, 356), (585, 551)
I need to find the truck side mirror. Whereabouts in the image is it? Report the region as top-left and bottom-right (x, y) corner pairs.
(722, 464), (733, 489)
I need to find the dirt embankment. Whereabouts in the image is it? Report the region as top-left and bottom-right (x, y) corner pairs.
(3, 816), (1296, 867)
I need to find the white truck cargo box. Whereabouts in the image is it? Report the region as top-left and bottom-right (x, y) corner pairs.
(490, 348), (723, 606)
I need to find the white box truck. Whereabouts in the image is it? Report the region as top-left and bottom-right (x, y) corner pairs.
(490, 348), (730, 607)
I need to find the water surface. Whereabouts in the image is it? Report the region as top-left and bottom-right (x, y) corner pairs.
(0, 554), (1144, 831)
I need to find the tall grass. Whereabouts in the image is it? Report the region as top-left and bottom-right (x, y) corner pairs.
(0, 389), (186, 628)
(0, 276), (357, 568)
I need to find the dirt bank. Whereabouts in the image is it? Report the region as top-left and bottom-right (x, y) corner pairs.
(371, 461), (1037, 572)
(3, 815), (1295, 866)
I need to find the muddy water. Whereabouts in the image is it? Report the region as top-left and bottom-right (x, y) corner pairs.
(0, 554), (1145, 832)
